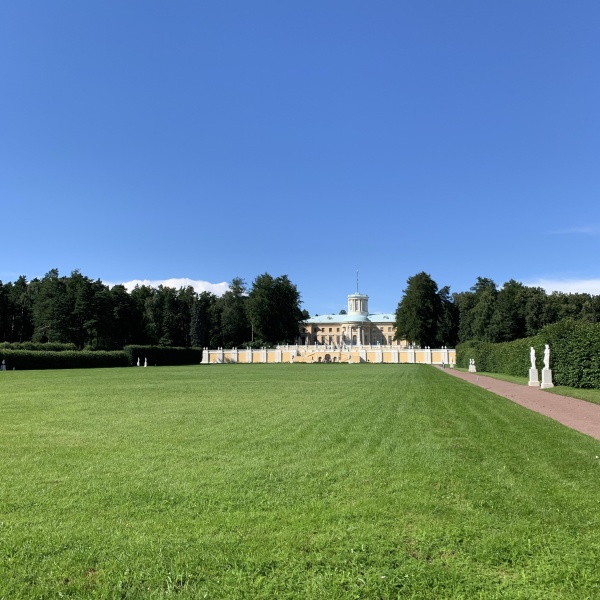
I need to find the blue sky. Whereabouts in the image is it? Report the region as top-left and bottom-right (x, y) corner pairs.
(2, 1), (599, 315)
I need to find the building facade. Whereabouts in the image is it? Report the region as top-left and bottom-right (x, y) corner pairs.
(299, 291), (401, 346)
(202, 345), (455, 365)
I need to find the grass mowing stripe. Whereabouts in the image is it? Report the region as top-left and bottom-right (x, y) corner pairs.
(1, 364), (599, 598)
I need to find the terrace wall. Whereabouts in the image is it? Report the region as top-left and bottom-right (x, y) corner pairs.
(202, 345), (456, 365)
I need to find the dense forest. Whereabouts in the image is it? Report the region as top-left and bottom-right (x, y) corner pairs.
(1, 269), (599, 350)
(0, 270), (305, 350)
(394, 273), (600, 348)
(453, 277), (600, 343)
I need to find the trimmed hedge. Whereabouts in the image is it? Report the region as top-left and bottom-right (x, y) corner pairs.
(456, 338), (535, 378)
(456, 319), (600, 389)
(0, 342), (77, 352)
(0, 345), (203, 370)
(538, 320), (600, 388)
(0, 350), (128, 370)
(123, 345), (203, 367)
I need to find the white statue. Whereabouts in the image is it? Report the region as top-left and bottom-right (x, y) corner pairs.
(530, 347), (536, 369)
(543, 345), (550, 370)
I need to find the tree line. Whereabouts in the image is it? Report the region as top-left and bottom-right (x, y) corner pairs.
(0, 269), (305, 350)
(2, 268), (598, 351)
(394, 272), (600, 348)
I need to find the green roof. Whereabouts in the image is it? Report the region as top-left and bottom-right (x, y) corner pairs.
(303, 313), (395, 324)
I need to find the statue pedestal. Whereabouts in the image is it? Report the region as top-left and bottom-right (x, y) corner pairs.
(468, 364), (476, 373)
(541, 368), (554, 389)
(528, 367), (539, 387)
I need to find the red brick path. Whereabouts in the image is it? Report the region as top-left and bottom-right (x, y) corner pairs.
(437, 367), (600, 442)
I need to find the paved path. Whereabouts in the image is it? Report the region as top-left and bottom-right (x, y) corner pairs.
(438, 367), (600, 442)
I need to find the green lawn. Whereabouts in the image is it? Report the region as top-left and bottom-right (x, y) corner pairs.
(544, 386), (600, 405)
(1, 364), (599, 599)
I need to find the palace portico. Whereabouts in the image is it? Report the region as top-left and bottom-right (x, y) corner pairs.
(299, 291), (401, 347)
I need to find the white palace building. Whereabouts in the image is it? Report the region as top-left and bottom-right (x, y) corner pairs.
(202, 288), (456, 365)
(299, 291), (398, 346)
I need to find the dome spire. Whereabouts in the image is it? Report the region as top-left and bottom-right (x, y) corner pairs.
(348, 274), (369, 316)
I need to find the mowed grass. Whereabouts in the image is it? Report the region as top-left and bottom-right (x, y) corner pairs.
(1, 365), (599, 599)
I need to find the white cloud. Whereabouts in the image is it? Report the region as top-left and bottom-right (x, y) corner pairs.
(525, 278), (600, 295)
(109, 278), (230, 296)
(547, 225), (599, 235)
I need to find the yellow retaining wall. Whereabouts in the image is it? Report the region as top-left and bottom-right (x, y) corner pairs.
(202, 346), (455, 366)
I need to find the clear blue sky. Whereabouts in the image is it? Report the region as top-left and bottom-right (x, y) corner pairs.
(2, 1), (599, 315)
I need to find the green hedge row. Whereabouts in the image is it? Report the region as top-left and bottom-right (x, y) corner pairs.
(0, 346), (204, 370)
(456, 338), (533, 377)
(0, 341), (78, 351)
(456, 319), (600, 389)
(540, 320), (600, 388)
(0, 350), (129, 370)
(123, 346), (203, 366)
